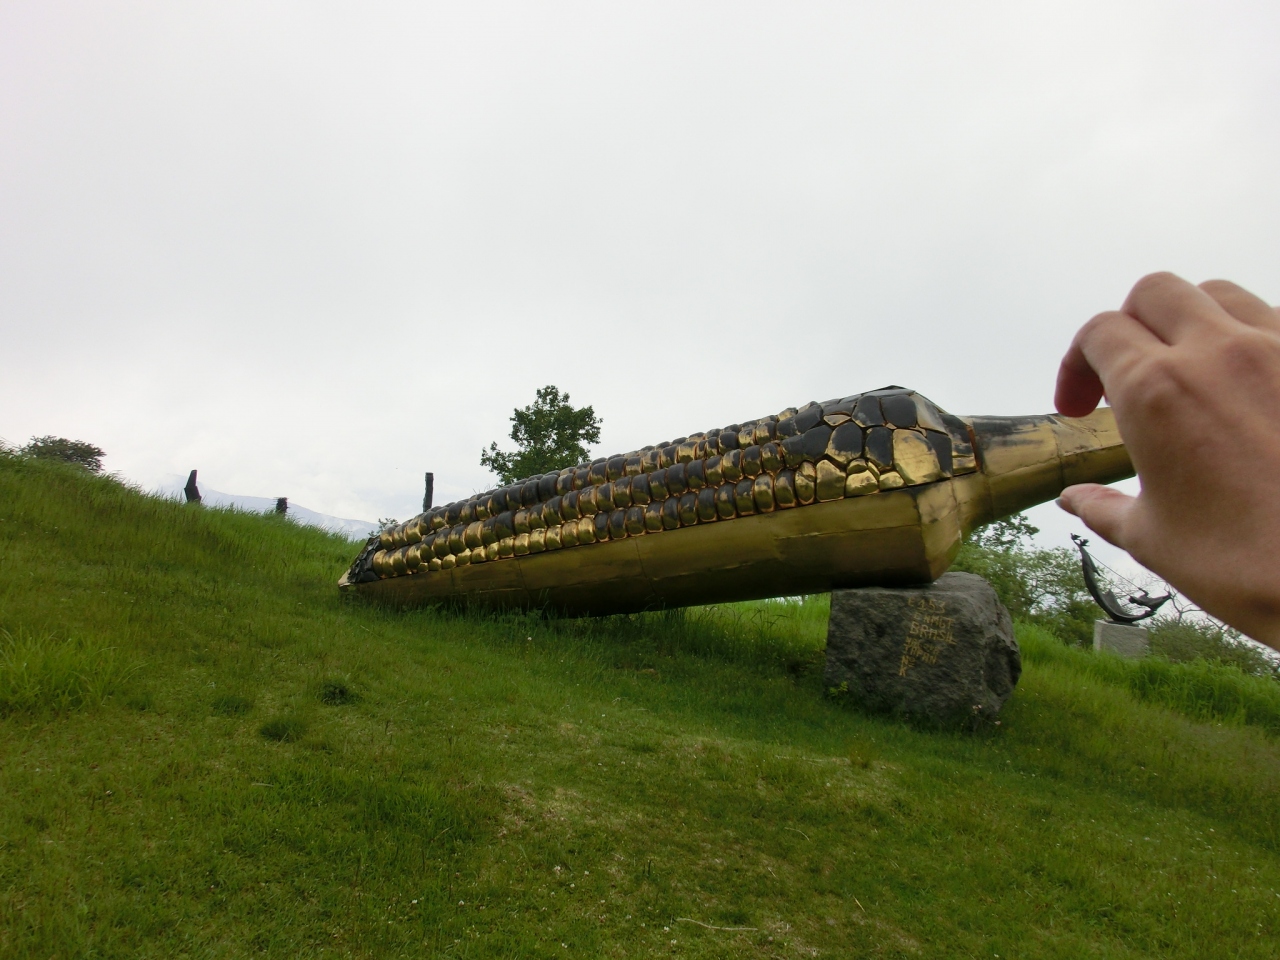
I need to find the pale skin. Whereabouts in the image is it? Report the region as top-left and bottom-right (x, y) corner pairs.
(1055, 272), (1280, 650)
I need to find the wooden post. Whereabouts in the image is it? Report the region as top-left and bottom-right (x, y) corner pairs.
(423, 472), (434, 512)
(183, 470), (202, 503)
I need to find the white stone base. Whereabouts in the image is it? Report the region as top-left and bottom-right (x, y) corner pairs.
(1093, 620), (1150, 658)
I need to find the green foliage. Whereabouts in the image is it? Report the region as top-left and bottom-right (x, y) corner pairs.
(952, 514), (1096, 644)
(19, 435), (106, 473)
(1020, 623), (1280, 732)
(6, 458), (1280, 956)
(481, 384), (601, 484)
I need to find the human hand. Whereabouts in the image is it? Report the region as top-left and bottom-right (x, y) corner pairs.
(1055, 272), (1280, 648)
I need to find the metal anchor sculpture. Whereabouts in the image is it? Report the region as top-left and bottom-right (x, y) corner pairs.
(341, 386), (1135, 616)
(1071, 533), (1170, 624)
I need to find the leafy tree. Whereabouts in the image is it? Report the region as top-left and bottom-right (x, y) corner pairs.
(952, 512), (1096, 644)
(21, 436), (105, 473)
(481, 386), (601, 484)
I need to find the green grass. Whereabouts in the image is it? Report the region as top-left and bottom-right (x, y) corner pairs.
(3, 453), (1280, 957)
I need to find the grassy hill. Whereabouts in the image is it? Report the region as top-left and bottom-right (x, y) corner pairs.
(3, 453), (1280, 958)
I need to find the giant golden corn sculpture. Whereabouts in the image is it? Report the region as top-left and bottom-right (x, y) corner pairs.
(340, 387), (1131, 615)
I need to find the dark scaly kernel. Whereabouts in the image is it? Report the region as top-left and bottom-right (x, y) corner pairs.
(434, 531), (453, 558)
(457, 503), (475, 526)
(721, 449), (743, 482)
(596, 483), (616, 512)
(678, 492), (699, 526)
(577, 516), (597, 544)
(734, 479), (756, 515)
(715, 483), (737, 519)
(440, 553), (458, 570)
(686, 459), (706, 490)
(528, 528), (546, 553)
(625, 506), (646, 536)
(760, 442), (782, 474)
(705, 455), (723, 485)
(527, 504), (547, 530)
(676, 441), (696, 463)
(544, 524), (563, 550)
(391, 548), (409, 575)
(648, 468), (669, 500)
(753, 420), (776, 445)
(661, 497), (681, 530)
(775, 416), (799, 439)
(741, 445), (763, 477)
(577, 486), (599, 516)
(513, 534), (530, 557)
(608, 509), (627, 539)
(666, 462), (688, 497)
(560, 520), (580, 547)
(852, 395), (883, 427)
(630, 474), (651, 505)
(794, 462), (817, 504)
(793, 404), (823, 432)
(781, 433), (807, 468)
(544, 496), (563, 522)
(405, 519), (423, 544)
(696, 487), (718, 522)
(493, 512), (515, 541)
(464, 522), (484, 549)
(624, 456), (643, 477)
(881, 394), (918, 429)
(561, 490), (581, 521)
(613, 475), (633, 508)
(513, 509), (531, 536)
(473, 499), (490, 521)
(506, 486), (524, 512)
(606, 456), (625, 481)
(573, 466), (590, 490)
(556, 472), (574, 496)
(925, 430), (953, 476)
(593, 512), (611, 542)
(588, 461), (608, 485)
(449, 524), (467, 553)
(497, 536), (515, 558)
(826, 422), (864, 466)
(521, 479), (540, 506)
(718, 430), (740, 453)
(479, 518), (498, 548)
(865, 426), (894, 471)
(774, 470), (797, 508)
(799, 424), (833, 462)
(642, 449), (661, 473)
(644, 501), (664, 532)
(444, 503), (463, 526)
(753, 474), (775, 512)
(538, 473), (558, 500)
(660, 444), (679, 468)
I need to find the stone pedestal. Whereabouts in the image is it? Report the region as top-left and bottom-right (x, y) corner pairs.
(823, 572), (1021, 724)
(1093, 620), (1149, 658)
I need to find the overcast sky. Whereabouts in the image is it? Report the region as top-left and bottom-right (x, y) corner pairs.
(2, 2), (1277, 563)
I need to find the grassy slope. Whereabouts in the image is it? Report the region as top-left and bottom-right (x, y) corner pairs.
(2, 456), (1279, 959)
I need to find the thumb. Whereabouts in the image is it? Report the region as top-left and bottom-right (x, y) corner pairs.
(1057, 483), (1139, 550)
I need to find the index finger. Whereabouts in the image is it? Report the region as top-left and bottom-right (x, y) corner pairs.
(1055, 309), (1163, 417)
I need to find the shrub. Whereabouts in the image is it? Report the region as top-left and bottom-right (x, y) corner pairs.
(19, 436), (106, 473)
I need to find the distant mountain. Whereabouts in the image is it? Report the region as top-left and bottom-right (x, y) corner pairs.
(152, 475), (377, 541)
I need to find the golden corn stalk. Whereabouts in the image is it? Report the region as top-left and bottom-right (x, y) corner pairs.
(339, 387), (1130, 615)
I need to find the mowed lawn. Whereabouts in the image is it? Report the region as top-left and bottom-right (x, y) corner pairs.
(2, 454), (1279, 958)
